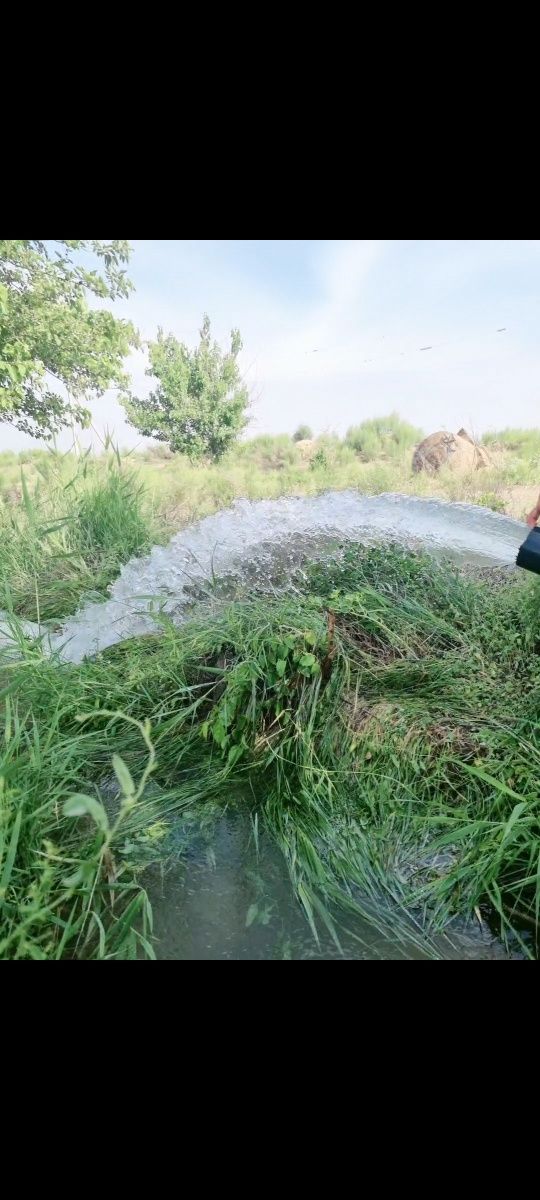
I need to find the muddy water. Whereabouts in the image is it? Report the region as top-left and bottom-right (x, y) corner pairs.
(148, 811), (515, 960)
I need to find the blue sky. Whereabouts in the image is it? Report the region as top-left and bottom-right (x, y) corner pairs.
(2, 239), (540, 449)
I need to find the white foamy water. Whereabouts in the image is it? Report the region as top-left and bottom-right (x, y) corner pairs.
(0, 492), (527, 663)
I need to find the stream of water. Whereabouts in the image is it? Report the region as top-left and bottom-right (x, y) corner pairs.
(15, 491), (526, 662)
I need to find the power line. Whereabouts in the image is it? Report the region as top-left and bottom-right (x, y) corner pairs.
(304, 325), (513, 367)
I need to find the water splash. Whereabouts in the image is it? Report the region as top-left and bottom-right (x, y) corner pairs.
(2, 492), (526, 663)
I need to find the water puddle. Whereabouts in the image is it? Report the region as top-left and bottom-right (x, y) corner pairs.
(148, 811), (516, 960)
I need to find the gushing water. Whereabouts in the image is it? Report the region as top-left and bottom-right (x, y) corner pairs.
(0, 492), (526, 662)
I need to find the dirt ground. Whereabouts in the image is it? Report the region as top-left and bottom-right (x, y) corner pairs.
(501, 485), (538, 521)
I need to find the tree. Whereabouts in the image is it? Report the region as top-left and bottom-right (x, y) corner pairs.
(122, 316), (249, 460)
(0, 240), (137, 438)
(293, 424), (313, 442)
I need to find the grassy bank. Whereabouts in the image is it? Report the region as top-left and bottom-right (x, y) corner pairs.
(1, 423), (540, 959)
(1, 542), (539, 958)
(0, 449), (158, 622)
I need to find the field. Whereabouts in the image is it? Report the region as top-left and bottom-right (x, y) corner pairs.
(1, 417), (539, 959)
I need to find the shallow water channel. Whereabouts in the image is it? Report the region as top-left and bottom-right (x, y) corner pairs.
(148, 810), (516, 960)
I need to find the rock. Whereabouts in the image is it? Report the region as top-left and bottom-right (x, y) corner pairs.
(412, 429), (491, 474)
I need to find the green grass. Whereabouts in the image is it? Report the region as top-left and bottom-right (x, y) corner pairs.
(2, 419), (540, 547)
(482, 426), (540, 461)
(2, 539), (540, 959)
(1, 424), (540, 959)
(345, 412), (424, 460)
(0, 449), (157, 622)
(0, 694), (157, 959)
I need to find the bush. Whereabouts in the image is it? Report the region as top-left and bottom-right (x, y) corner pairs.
(293, 424), (313, 442)
(346, 413), (424, 461)
(235, 435), (297, 471)
(482, 428), (540, 462)
(74, 469), (151, 566)
(310, 448), (328, 471)
(0, 453), (155, 621)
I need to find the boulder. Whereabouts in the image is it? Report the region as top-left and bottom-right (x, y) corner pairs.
(412, 429), (490, 474)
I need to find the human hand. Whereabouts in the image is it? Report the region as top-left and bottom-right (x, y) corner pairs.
(526, 505), (540, 527)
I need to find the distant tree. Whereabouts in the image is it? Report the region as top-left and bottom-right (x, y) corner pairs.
(122, 316), (249, 460)
(0, 240), (137, 438)
(293, 424), (313, 442)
